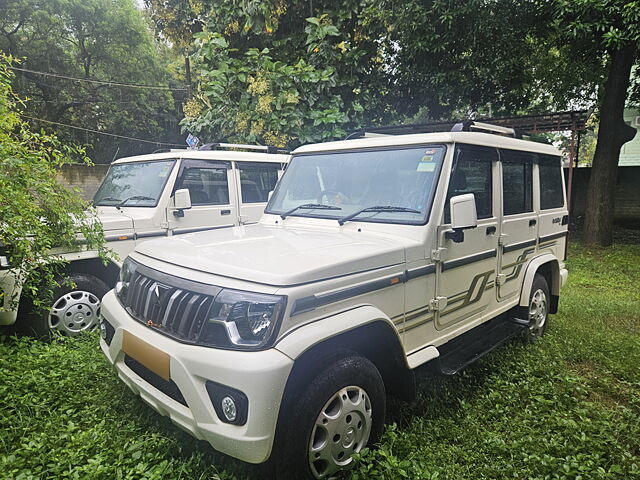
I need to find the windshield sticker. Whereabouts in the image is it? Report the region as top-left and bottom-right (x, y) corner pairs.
(417, 162), (437, 172)
(158, 166), (171, 177)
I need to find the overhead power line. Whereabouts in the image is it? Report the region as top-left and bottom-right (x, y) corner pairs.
(21, 114), (185, 147)
(9, 66), (188, 92)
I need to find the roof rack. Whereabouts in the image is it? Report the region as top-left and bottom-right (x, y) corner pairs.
(198, 142), (289, 154)
(346, 110), (591, 140)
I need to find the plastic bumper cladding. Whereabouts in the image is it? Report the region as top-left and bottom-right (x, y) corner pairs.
(560, 268), (569, 289)
(99, 290), (294, 464)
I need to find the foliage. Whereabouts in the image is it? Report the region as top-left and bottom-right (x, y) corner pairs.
(0, 0), (183, 163)
(160, 0), (394, 147)
(0, 56), (106, 311)
(1, 241), (638, 479)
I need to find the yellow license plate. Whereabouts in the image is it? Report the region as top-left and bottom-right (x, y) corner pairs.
(122, 330), (170, 381)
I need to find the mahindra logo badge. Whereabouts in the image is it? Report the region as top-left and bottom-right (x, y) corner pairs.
(150, 282), (170, 308)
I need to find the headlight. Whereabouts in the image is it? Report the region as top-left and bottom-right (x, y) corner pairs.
(115, 257), (138, 303)
(204, 289), (286, 348)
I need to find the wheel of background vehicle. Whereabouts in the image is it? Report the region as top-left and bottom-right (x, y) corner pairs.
(19, 273), (109, 339)
(518, 273), (550, 342)
(274, 353), (385, 480)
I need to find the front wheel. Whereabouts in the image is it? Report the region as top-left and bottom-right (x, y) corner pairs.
(18, 273), (109, 339)
(275, 353), (385, 480)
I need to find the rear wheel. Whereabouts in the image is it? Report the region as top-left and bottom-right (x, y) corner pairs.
(18, 273), (109, 339)
(523, 273), (550, 342)
(275, 353), (385, 479)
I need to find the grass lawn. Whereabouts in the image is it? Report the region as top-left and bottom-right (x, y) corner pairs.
(1, 241), (639, 480)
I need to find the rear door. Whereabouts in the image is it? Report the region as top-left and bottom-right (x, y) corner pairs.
(234, 161), (282, 224)
(435, 144), (500, 330)
(168, 159), (238, 234)
(497, 150), (538, 301)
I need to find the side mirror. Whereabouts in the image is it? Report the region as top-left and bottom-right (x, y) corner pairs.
(173, 188), (192, 217)
(445, 194), (478, 243)
(0, 255), (11, 270)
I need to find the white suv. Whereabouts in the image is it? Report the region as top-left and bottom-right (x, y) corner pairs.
(99, 124), (568, 479)
(0, 144), (289, 337)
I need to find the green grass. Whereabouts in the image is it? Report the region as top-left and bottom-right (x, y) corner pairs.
(1, 242), (639, 480)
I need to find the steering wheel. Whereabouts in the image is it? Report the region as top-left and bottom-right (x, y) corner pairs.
(318, 189), (347, 205)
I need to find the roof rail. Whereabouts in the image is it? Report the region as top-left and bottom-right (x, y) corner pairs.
(451, 120), (516, 137)
(198, 142), (289, 154)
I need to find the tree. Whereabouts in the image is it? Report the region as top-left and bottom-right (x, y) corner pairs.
(551, 0), (639, 245)
(148, 0), (395, 147)
(0, 0), (183, 163)
(0, 55), (106, 311)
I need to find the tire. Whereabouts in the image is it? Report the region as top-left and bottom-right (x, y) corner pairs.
(518, 273), (550, 343)
(17, 273), (109, 339)
(274, 353), (386, 480)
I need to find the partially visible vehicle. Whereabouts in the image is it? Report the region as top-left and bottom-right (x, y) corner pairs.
(0, 144), (289, 337)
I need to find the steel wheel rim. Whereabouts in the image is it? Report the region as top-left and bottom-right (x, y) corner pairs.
(528, 288), (547, 337)
(308, 385), (372, 479)
(48, 290), (101, 336)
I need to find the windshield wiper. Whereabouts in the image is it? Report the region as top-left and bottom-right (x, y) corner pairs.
(118, 195), (155, 207)
(280, 203), (342, 220)
(93, 196), (121, 206)
(338, 205), (421, 225)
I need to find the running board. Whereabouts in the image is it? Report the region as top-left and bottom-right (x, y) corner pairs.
(437, 316), (525, 375)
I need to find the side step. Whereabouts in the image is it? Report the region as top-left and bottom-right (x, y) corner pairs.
(437, 315), (525, 375)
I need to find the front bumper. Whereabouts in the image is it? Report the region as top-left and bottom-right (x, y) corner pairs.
(0, 270), (19, 326)
(99, 290), (294, 464)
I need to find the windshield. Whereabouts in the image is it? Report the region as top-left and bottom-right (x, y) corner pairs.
(93, 160), (176, 207)
(266, 145), (446, 224)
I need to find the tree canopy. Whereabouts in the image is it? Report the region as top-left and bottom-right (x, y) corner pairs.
(0, 0), (183, 163)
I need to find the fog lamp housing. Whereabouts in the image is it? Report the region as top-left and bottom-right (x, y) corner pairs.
(206, 380), (248, 425)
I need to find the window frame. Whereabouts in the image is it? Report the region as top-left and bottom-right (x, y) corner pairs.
(538, 155), (565, 210)
(443, 144), (496, 224)
(174, 159), (232, 206)
(236, 161), (282, 204)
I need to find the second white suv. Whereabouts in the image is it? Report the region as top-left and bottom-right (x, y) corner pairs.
(0, 144), (289, 337)
(100, 124), (568, 479)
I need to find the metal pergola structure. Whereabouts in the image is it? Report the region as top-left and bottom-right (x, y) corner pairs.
(348, 109), (592, 212)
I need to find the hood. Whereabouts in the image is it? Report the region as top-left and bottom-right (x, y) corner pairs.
(134, 224), (406, 286)
(97, 212), (134, 231)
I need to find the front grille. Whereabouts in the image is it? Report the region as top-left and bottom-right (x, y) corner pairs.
(122, 264), (222, 344)
(124, 355), (187, 406)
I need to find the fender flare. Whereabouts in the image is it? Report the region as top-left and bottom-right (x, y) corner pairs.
(275, 305), (408, 367)
(518, 253), (560, 307)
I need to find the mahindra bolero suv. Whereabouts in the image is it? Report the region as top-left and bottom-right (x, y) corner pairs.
(0, 144), (288, 338)
(99, 123), (569, 479)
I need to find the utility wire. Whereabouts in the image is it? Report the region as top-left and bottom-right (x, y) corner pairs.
(9, 66), (188, 92)
(21, 114), (185, 147)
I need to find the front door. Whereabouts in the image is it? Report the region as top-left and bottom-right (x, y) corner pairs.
(497, 150), (538, 301)
(435, 144), (500, 330)
(169, 159), (238, 234)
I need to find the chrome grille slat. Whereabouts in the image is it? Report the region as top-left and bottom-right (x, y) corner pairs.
(123, 271), (217, 343)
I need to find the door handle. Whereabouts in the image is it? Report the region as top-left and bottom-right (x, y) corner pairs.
(221, 209), (231, 216)
(529, 219), (537, 227)
(486, 226), (496, 235)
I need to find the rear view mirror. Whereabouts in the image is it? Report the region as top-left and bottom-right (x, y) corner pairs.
(0, 255), (10, 270)
(446, 194), (478, 243)
(173, 188), (192, 217)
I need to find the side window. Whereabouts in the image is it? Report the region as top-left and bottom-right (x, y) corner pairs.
(444, 145), (495, 223)
(238, 162), (280, 203)
(502, 162), (533, 215)
(539, 156), (564, 209)
(177, 167), (230, 205)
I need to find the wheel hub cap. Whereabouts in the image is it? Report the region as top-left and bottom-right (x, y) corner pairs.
(308, 385), (372, 479)
(48, 290), (101, 336)
(528, 288), (547, 337)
